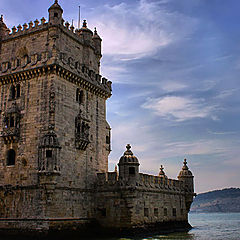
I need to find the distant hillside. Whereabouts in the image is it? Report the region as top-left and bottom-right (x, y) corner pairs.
(191, 188), (240, 213)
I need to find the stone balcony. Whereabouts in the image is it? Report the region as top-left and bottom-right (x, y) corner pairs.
(0, 127), (20, 143)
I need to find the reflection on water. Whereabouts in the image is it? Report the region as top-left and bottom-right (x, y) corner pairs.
(141, 231), (195, 240)
(0, 213), (239, 240)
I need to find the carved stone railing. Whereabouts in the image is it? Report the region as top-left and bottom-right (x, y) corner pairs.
(0, 127), (20, 143)
(75, 132), (90, 151)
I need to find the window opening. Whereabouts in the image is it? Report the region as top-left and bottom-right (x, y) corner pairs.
(46, 150), (53, 158)
(11, 86), (16, 99)
(154, 208), (158, 217)
(144, 208), (149, 217)
(10, 116), (14, 127)
(164, 208), (167, 216)
(172, 208), (177, 217)
(16, 84), (20, 98)
(106, 135), (110, 144)
(7, 149), (16, 166)
(129, 167), (135, 175)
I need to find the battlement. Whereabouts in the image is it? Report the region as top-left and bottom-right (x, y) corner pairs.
(97, 171), (185, 193)
(1, 18), (99, 53)
(3, 18), (48, 39)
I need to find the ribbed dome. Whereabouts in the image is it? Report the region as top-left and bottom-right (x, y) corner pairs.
(39, 130), (61, 148)
(178, 159), (193, 177)
(80, 20), (93, 34)
(119, 144), (139, 165)
(48, 0), (63, 13)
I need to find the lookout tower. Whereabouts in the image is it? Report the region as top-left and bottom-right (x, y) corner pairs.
(0, 0), (111, 225)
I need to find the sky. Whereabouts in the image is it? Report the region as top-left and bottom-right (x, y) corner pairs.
(1, 0), (240, 193)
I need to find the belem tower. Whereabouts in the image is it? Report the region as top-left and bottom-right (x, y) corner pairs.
(0, 0), (195, 236)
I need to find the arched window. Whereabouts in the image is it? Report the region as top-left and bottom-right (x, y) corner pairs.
(10, 116), (14, 127)
(79, 90), (84, 103)
(76, 89), (84, 104)
(10, 85), (16, 100)
(16, 84), (20, 98)
(9, 84), (20, 100)
(7, 149), (16, 166)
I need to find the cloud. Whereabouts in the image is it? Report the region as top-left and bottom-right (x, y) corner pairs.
(142, 96), (218, 122)
(214, 89), (239, 99)
(161, 81), (188, 92)
(89, 0), (197, 60)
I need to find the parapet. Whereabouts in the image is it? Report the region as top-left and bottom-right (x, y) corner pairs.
(1, 17), (100, 55)
(97, 171), (185, 193)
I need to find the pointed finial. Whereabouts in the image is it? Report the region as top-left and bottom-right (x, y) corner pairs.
(82, 20), (87, 28)
(94, 27), (97, 34)
(55, 0), (58, 3)
(0, 15), (3, 22)
(160, 165), (164, 171)
(124, 144), (133, 156)
(182, 158), (189, 170)
(126, 144), (131, 151)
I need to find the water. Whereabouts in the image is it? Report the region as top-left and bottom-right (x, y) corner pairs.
(134, 213), (240, 240)
(99, 213), (240, 240)
(0, 213), (239, 240)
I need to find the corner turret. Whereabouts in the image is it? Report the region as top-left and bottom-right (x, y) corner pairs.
(79, 20), (93, 43)
(48, 0), (63, 25)
(118, 144), (140, 185)
(0, 15), (8, 40)
(93, 27), (102, 56)
(178, 159), (195, 211)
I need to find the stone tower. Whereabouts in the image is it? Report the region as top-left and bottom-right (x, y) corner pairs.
(0, 0), (111, 228)
(178, 159), (195, 211)
(0, 1), (195, 236)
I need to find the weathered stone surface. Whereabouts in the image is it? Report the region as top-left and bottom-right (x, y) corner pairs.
(0, 1), (195, 236)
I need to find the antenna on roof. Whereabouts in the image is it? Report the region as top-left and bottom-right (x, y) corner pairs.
(78, 6), (81, 29)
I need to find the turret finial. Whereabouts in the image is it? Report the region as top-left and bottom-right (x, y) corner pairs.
(94, 27), (97, 34)
(0, 15), (3, 22)
(55, 0), (58, 3)
(126, 144), (131, 151)
(182, 158), (189, 170)
(159, 165), (167, 178)
(123, 144), (133, 156)
(82, 20), (87, 28)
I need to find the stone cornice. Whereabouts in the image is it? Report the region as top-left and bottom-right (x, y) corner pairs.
(0, 64), (112, 99)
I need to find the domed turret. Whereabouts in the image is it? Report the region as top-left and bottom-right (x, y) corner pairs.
(178, 159), (193, 178)
(93, 27), (102, 55)
(0, 15), (8, 40)
(159, 165), (168, 179)
(118, 144), (140, 184)
(79, 20), (93, 42)
(48, 0), (63, 25)
(178, 159), (195, 212)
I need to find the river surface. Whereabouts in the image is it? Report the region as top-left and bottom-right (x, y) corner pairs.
(113, 212), (240, 240)
(1, 213), (240, 240)
(93, 212), (240, 240)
